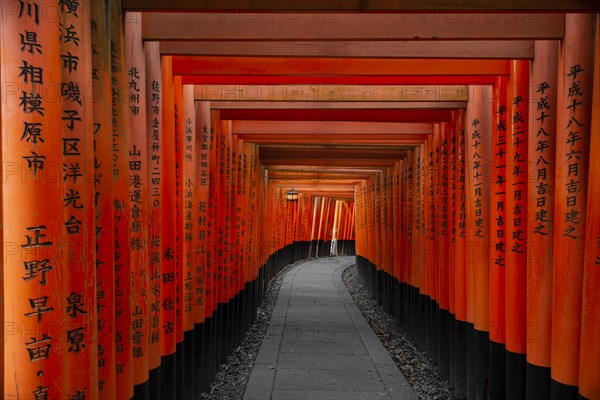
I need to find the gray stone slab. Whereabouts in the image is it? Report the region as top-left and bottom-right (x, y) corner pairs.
(244, 364), (276, 400)
(271, 389), (391, 400)
(274, 368), (385, 392)
(279, 337), (367, 355)
(375, 364), (418, 400)
(276, 353), (376, 371)
(272, 319), (358, 332)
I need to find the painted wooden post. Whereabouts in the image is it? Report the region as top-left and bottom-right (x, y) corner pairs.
(144, 40), (163, 393)
(110, 1), (133, 397)
(124, 12), (150, 397)
(489, 75), (508, 400)
(578, 16), (600, 400)
(173, 76), (184, 360)
(454, 109), (468, 400)
(438, 121), (451, 381)
(91, 0), (116, 397)
(2, 1), (66, 398)
(59, 2), (98, 397)
(195, 101), (212, 392)
(526, 40), (559, 400)
(465, 85), (492, 399)
(160, 55), (177, 399)
(446, 114), (457, 391)
(182, 84), (196, 398)
(505, 59), (529, 400)
(551, 14), (596, 400)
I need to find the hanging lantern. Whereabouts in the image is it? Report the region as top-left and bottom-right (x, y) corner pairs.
(285, 188), (299, 201)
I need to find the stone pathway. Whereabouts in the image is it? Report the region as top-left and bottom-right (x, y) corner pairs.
(243, 257), (418, 400)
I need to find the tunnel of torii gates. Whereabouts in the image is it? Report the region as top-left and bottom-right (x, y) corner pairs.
(0, 1), (600, 400)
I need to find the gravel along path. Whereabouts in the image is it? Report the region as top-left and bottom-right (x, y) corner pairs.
(200, 259), (308, 400)
(342, 264), (455, 400)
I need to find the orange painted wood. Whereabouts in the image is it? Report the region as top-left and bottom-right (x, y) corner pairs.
(195, 102), (211, 324)
(160, 40), (535, 59)
(2, 2), (66, 398)
(185, 75), (498, 86)
(411, 146), (423, 290)
(465, 85), (492, 332)
(404, 151), (414, 287)
(173, 75), (184, 344)
(235, 138), (246, 292)
(505, 60), (529, 356)
(438, 122), (450, 312)
(454, 110), (467, 323)
(182, 85), (196, 333)
(447, 115), (457, 316)
(526, 40), (559, 370)
(92, 0), (116, 395)
(60, 3), (97, 397)
(111, 1), (133, 396)
(209, 110), (221, 311)
(578, 16), (600, 399)
(489, 76), (508, 346)
(125, 0), (594, 12)
(160, 56), (177, 357)
(174, 57), (510, 76)
(125, 12), (150, 386)
(426, 129), (437, 302)
(144, 41), (163, 373)
(144, 14), (564, 41)
(551, 14), (596, 388)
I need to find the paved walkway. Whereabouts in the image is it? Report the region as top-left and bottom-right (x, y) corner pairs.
(244, 257), (418, 400)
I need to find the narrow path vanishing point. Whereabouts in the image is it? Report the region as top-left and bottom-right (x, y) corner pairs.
(243, 256), (419, 400)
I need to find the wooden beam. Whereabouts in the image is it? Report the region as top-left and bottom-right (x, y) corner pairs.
(233, 121), (433, 134)
(212, 101), (463, 110)
(195, 85), (468, 102)
(262, 158), (397, 167)
(179, 57), (509, 76)
(183, 75), (499, 85)
(160, 40), (535, 59)
(269, 173), (375, 180)
(241, 135), (427, 145)
(223, 109), (454, 123)
(143, 13), (565, 40)
(260, 147), (407, 160)
(268, 166), (386, 173)
(125, 0), (597, 12)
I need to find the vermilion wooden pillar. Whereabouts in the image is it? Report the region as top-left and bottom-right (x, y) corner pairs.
(505, 59), (529, 400)
(454, 109), (468, 400)
(489, 75), (507, 400)
(144, 40), (163, 395)
(579, 16), (600, 400)
(2, 1), (66, 398)
(551, 14), (596, 400)
(195, 101), (212, 392)
(182, 84), (197, 399)
(465, 85), (492, 400)
(125, 13), (150, 398)
(92, 0), (116, 397)
(428, 128), (438, 357)
(111, 1), (133, 397)
(59, 3), (98, 398)
(447, 114), (457, 391)
(160, 55), (177, 399)
(173, 76), (184, 359)
(526, 40), (559, 400)
(437, 122), (450, 381)
(195, 102), (211, 324)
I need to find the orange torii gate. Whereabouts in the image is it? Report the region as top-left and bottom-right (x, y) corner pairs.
(1, 4), (599, 400)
